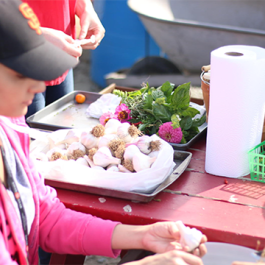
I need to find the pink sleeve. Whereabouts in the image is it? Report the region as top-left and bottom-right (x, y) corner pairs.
(28, 149), (121, 258)
(0, 235), (17, 265)
(8, 116), (121, 258)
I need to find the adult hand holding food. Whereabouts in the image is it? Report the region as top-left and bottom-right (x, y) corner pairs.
(41, 27), (83, 59)
(75, 0), (105, 49)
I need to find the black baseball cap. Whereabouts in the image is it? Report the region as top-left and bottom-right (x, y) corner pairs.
(0, 0), (78, 81)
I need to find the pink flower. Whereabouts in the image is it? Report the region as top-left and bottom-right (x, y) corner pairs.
(100, 112), (117, 125)
(114, 103), (132, 123)
(158, 122), (183, 143)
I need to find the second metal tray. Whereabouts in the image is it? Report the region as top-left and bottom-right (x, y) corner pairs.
(44, 150), (192, 203)
(26, 91), (101, 131)
(170, 122), (207, 151)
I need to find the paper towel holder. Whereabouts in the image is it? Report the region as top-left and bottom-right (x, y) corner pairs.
(225, 52), (244, 57)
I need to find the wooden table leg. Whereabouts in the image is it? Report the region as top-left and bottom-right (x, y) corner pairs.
(49, 253), (86, 265)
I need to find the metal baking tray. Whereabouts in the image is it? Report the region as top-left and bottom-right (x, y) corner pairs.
(26, 91), (101, 131)
(100, 85), (207, 151)
(44, 150), (192, 203)
(27, 89), (206, 149)
(170, 122), (207, 151)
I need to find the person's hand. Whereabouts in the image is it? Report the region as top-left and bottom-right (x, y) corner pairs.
(141, 222), (207, 257)
(41, 27), (82, 58)
(231, 261), (265, 265)
(126, 250), (204, 265)
(75, 0), (105, 49)
(111, 222), (207, 258)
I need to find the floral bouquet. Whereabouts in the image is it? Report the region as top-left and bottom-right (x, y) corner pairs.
(99, 81), (206, 144)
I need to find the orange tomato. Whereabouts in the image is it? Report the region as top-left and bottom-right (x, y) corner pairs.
(75, 93), (86, 104)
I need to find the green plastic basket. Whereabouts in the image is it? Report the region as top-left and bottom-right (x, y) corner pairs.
(248, 141), (265, 183)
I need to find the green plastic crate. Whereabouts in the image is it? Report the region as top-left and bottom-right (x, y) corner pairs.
(248, 141), (265, 183)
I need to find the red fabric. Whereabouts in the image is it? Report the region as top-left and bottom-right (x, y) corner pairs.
(23, 0), (77, 86)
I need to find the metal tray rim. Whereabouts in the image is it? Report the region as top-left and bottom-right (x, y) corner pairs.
(44, 150), (192, 203)
(26, 90), (102, 131)
(170, 122), (207, 150)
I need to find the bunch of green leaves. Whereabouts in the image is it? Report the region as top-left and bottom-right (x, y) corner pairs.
(113, 81), (206, 143)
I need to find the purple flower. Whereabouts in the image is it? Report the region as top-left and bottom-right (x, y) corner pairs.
(115, 103), (132, 123)
(100, 112), (117, 125)
(158, 122), (183, 143)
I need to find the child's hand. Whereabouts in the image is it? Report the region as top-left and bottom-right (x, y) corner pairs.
(141, 222), (207, 257)
(127, 250), (204, 265)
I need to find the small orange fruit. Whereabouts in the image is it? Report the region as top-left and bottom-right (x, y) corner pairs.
(75, 93), (86, 104)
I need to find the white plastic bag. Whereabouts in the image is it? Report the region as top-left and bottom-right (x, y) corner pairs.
(85, 93), (121, 118)
(30, 129), (175, 193)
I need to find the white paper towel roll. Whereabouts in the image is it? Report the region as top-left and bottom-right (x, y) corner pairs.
(205, 45), (265, 178)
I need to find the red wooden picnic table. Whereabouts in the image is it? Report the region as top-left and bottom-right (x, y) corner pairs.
(48, 135), (265, 264)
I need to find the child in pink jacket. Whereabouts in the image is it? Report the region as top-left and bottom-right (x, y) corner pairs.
(0, 0), (207, 264)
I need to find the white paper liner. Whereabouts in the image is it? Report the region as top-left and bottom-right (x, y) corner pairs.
(30, 130), (176, 193)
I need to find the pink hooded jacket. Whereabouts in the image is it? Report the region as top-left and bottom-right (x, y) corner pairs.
(0, 116), (120, 265)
